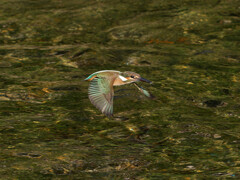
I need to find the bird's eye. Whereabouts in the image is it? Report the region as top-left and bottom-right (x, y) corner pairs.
(130, 75), (135, 78)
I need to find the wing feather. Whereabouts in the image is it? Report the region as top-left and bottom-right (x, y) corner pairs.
(88, 77), (114, 117)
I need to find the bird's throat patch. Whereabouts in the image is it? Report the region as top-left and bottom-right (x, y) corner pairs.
(119, 75), (128, 81)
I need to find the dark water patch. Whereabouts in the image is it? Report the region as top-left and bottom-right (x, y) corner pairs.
(204, 100), (224, 107)
(52, 50), (69, 56)
(50, 86), (81, 91)
(194, 49), (214, 55)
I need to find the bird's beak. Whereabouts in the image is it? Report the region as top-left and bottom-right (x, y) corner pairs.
(139, 77), (152, 84)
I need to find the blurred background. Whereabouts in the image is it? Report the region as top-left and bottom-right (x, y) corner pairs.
(0, 0), (239, 179)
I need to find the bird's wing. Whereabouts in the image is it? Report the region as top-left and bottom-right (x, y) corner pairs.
(88, 77), (114, 117)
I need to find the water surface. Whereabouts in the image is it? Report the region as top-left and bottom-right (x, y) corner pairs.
(0, 0), (240, 179)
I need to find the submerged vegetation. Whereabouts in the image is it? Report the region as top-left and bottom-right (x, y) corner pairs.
(0, 0), (239, 179)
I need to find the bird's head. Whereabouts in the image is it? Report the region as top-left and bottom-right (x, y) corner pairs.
(120, 71), (152, 84)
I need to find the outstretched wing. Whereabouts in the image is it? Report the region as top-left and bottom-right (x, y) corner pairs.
(88, 77), (114, 117)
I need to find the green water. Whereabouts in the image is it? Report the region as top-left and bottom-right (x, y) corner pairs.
(0, 0), (240, 179)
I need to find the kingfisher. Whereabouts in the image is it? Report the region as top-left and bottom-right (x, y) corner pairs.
(85, 70), (152, 117)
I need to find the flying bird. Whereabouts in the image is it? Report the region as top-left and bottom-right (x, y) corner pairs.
(85, 70), (152, 117)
